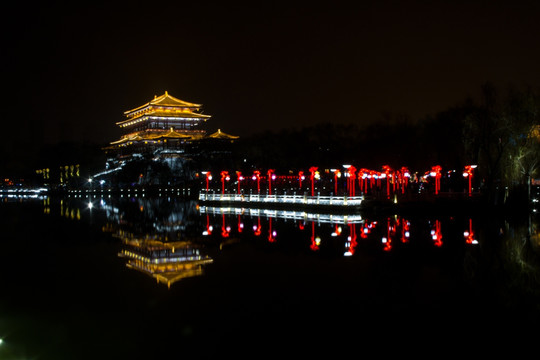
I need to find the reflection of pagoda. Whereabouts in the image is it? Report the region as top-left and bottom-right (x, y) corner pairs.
(102, 91), (238, 181)
(119, 236), (213, 288)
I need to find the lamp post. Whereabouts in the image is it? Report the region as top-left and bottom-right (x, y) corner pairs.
(252, 170), (261, 194)
(331, 169), (341, 195)
(431, 165), (442, 195)
(347, 165), (357, 197)
(309, 166), (318, 197)
(236, 171), (244, 195)
(202, 171), (212, 192)
(220, 171), (230, 195)
(463, 165), (477, 196)
(267, 169), (275, 195)
(382, 165), (392, 199)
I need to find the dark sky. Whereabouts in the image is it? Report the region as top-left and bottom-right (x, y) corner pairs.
(2, 0), (540, 159)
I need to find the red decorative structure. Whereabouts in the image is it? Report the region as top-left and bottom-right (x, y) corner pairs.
(382, 165), (392, 199)
(220, 171), (230, 195)
(331, 169), (341, 195)
(298, 171), (305, 189)
(267, 169), (275, 195)
(204, 171), (212, 192)
(309, 166), (318, 197)
(463, 165), (477, 196)
(252, 170), (261, 193)
(347, 165), (357, 196)
(236, 171), (244, 195)
(431, 165), (442, 195)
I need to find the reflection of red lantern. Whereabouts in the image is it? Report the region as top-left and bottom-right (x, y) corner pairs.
(464, 218), (477, 244)
(298, 171), (305, 189)
(253, 217), (261, 236)
(268, 217), (276, 243)
(431, 220), (443, 247)
(310, 222), (320, 251)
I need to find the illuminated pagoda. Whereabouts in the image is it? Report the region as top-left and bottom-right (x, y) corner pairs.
(102, 91), (238, 183)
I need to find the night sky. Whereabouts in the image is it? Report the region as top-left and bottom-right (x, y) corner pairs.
(2, 1), (540, 168)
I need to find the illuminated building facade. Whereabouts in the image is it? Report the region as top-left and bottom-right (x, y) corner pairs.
(102, 91), (238, 184)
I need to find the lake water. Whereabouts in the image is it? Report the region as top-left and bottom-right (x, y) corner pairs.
(1, 194), (539, 358)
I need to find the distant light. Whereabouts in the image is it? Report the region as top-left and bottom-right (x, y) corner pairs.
(88, 202), (93, 209)
(0, 338), (3, 345)
(88, 178), (93, 183)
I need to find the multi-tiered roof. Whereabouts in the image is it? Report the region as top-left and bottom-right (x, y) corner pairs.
(107, 91), (237, 151)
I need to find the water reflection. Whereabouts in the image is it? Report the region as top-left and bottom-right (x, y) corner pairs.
(199, 205), (481, 257)
(36, 195), (540, 291)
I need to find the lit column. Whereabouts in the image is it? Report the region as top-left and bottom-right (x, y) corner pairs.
(309, 166), (318, 197)
(267, 169), (275, 195)
(331, 169), (341, 195)
(382, 165), (392, 199)
(431, 165), (442, 195)
(236, 171), (244, 195)
(220, 171), (230, 195)
(463, 165), (477, 196)
(252, 171), (261, 194)
(202, 171), (212, 192)
(347, 165), (357, 197)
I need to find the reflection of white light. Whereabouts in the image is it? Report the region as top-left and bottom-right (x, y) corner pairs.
(464, 231), (470, 236)
(315, 236), (321, 246)
(272, 231), (277, 237)
(208, 175), (213, 180)
(432, 235), (438, 240)
(382, 237), (387, 243)
(472, 240), (478, 244)
(430, 172), (436, 177)
(331, 232), (338, 237)
(202, 231), (209, 235)
(405, 231), (410, 237)
(344, 251), (353, 256)
(253, 225), (258, 231)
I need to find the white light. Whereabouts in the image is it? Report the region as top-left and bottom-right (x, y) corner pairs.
(404, 231), (410, 237)
(88, 178), (93, 183)
(88, 202), (93, 209)
(430, 172), (436, 177)
(343, 164), (351, 169)
(382, 237), (387, 243)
